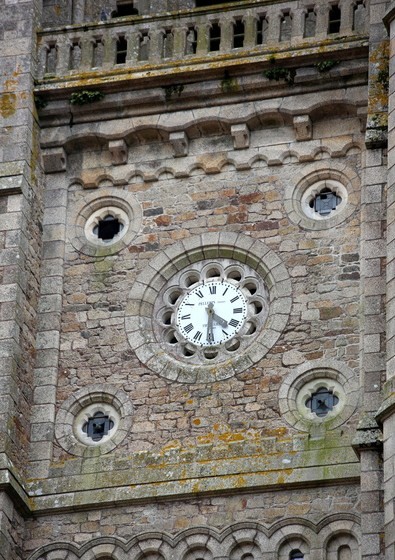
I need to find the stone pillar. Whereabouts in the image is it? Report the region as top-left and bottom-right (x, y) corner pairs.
(379, 5), (395, 560)
(353, 422), (384, 560)
(0, 0), (44, 553)
(0, 493), (25, 560)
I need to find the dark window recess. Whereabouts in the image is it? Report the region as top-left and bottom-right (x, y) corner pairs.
(290, 550), (304, 560)
(209, 23), (221, 51)
(112, 1), (139, 17)
(309, 188), (342, 216)
(116, 36), (127, 64)
(306, 387), (339, 417)
(93, 215), (124, 241)
(328, 4), (341, 34)
(82, 412), (114, 442)
(256, 15), (268, 45)
(233, 19), (245, 48)
(186, 26), (197, 54)
(304, 8), (316, 38)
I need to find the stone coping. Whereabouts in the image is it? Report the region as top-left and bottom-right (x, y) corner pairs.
(0, 437), (360, 514)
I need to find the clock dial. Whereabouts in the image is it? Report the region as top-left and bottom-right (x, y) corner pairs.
(176, 281), (247, 347)
(152, 258), (270, 366)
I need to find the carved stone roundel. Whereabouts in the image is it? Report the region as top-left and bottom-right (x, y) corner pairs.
(125, 232), (292, 384)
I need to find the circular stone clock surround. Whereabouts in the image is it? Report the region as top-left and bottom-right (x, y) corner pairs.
(125, 232), (292, 384)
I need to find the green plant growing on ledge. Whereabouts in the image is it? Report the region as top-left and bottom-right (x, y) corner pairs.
(263, 67), (295, 85)
(163, 84), (184, 101)
(70, 90), (105, 105)
(314, 60), (339, 73)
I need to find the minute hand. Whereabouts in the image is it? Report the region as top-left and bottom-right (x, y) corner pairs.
(212, 312), (228, 328)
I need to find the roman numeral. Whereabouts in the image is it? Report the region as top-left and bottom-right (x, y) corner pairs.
(196, 290), (204, 298)
(209, 285), (216, 295)
(181, 314), (191, 320)
(184, 323), (193, 333)
(229, 319), (240, 328)
(222, 329), (228, 336)
(233, 308), (243, 314)
(222, 287), (229, 296)
(193, 331), (202, 342)
(185, 303), (194, 307)
(230, 296), (239, 303)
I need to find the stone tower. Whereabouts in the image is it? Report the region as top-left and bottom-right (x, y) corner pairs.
(0, 0), (394, 558)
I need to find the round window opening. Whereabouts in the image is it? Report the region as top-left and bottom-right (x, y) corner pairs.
(85, 206), (129, 246)
(74, 402), (120, 447)
(301, 180), (347, 221)
(296, 378), (345, 423)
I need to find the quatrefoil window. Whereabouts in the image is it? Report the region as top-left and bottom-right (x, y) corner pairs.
(305, 387), (339, 417)
(82, 411), (114, 441)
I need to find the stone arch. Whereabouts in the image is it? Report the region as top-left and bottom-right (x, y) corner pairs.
(325, 533), (360, 560)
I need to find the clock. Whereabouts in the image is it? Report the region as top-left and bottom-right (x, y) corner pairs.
(125, 232), (292, 383)
(153, 258), (269, 365)
(176, 280), (248, 347)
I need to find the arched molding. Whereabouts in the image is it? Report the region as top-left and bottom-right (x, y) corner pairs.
(46, 98), (363, 157)
(28, 516), (361, 560)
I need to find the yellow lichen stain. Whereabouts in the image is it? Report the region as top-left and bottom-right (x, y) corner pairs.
(193, 418), (201, 426)
(235, 475), (246, 487)
(162, 441), (181, 452)
(262, 427), (288, 438)
(197, 433), (215, 445)
(368, 40), (389, 114)
(218, 432), (245, 443)
(54, 4), (61, 16)
(0, 67), (21, 118)
(0, 93), (17, 118)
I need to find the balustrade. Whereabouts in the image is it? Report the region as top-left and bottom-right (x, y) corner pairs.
(37, 0), (369, 80)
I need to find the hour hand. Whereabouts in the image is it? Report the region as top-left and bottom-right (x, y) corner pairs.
(206, 303), (214, 342)
(212, 312), (228, 328)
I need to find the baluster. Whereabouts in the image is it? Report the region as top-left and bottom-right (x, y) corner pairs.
(80, 36), (93, 71)
(267, 9), (281, 43)
(126, 30), (140, 65)
(56, 36), (70, 76)
(303, 7), (318, 38)
(196, 22), (210, 55)
(39, 44), (48, 78)
(138, 31), (150, 61)
(243, 14), (256, 49)
(339, 0), (354, 34)
(92, 37), (105, 68)
(220, 19), (233, 52)
(148, 28), (163, 62)
(315, 3), (330, 38)
(292, 7), (305, 40)
(173, 25), (187, 58)
(103, 32), (117, 69)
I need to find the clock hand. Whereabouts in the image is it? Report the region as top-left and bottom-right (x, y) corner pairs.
(211, 312), (228, 328)
(206, 303), (214, 343)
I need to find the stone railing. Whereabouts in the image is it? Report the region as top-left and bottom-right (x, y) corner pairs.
(37, 0), (368, 80)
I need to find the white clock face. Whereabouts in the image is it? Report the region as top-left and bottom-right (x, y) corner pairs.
(176, 281), (247, 347)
